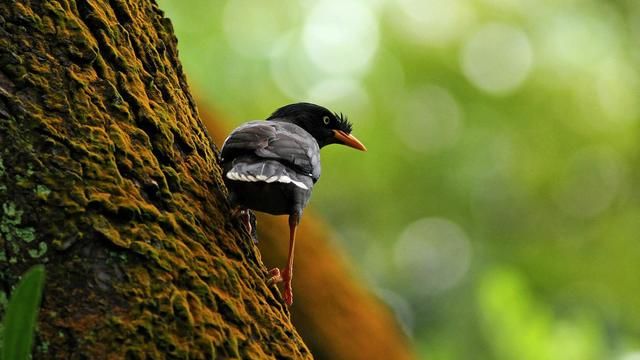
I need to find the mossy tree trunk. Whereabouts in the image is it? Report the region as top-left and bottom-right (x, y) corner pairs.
(0, 0), (310, 358)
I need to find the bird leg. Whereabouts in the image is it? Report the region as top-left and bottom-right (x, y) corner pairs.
(240, 210), (252, 235)
(282, 213), (298, 305)
(267, 213), (299, 306)
(231, 208), (253, 235)
(229, 190), (248, 232)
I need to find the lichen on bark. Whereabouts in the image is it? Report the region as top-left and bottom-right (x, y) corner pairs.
(0, 0), (310, 358)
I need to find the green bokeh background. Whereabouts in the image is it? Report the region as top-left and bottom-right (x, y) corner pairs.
(157, 0), (640, 358)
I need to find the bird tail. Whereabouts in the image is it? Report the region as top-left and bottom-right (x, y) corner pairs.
(225, 156), (312, 190)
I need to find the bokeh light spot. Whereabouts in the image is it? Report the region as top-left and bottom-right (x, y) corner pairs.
(223, 0), (299, 57)
(394, 217), (471, 296)
(306, 77), (369, 109)
(461, 23), (533, 95)
(535, 9), (620, 70)
(596, 58), (640, 127)
(270, 32), (323, 99)
(391, 0), (475, 45)
(303, 0), (379, 75)
(554, 147), (626, 218)
(395, 85), (463, 153)
(620, 352), (640, 360)
(479, 0), (536, 15)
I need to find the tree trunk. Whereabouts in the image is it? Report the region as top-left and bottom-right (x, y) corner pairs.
(0, 0), (310, 358)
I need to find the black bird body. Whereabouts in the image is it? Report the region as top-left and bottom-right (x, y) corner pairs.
(221, 121), (319, 216)
(220, 103), (366, 305)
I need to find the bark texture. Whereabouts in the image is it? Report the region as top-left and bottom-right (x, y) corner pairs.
(203, 107), (415, 360)
(0, 1), (310, 358)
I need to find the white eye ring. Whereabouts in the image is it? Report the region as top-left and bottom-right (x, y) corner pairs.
(323, 116), (331, 125)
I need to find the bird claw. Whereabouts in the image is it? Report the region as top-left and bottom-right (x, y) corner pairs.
(231, 208), (258, 243)
(267, 268), (282, 284)
(267, 268), (294, 305)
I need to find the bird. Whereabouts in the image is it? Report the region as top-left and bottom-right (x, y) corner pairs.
(219, 102), (366, 305)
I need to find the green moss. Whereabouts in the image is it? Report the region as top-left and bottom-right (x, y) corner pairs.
(14, 2), (41, 27)
(209, 343), (217, 360)
(28, 242), (47, 258)
(4, 64), (27, 81)
(9, 239), (19, 253)
(35, 184), (51, 200)
(39, 340), (50, 353)
(92, 215), (129, 248)
(16, 227), (36, 243)
(225, 334), (240, 358)
(130, 241), (171, 271)
(162, 166), (182, 192)
(171, 292), (194, 327)
(1, 201), (37, 256)
(3, 202), (20, 219)
(15, 174), (35, 189)
(26, 163), (35, 176)
(1, 202), (23, 241)
(0, 158), (5, 176)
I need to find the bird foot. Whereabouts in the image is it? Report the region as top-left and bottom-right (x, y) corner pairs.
(283, 284), (293, 306)
(267, 268), (293, 305)
(231, 208), (257, 243)
(267, 268), (282, 284)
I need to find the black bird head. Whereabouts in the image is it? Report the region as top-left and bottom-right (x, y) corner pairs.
(267, 102), (367, 151)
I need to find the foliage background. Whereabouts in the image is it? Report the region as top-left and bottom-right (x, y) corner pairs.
(158, 0), (640, 358)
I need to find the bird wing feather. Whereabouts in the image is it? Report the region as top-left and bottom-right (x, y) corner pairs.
(221, 121), (321, 181)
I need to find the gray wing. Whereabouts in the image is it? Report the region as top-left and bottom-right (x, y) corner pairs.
(220, 121), (321, 181)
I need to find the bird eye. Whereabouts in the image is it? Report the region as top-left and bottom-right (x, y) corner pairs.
(323, 116), (330, 125)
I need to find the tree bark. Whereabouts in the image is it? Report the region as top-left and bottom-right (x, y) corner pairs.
(0, 1), (310, 358)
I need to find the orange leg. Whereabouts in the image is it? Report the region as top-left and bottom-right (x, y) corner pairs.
(267, 213), (299, 306)
(281, 214), (298, 305)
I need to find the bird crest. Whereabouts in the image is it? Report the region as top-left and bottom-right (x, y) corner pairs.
(334, 112), (353, 134)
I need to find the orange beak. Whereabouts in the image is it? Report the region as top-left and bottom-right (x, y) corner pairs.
(333, 130), (367, 151)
